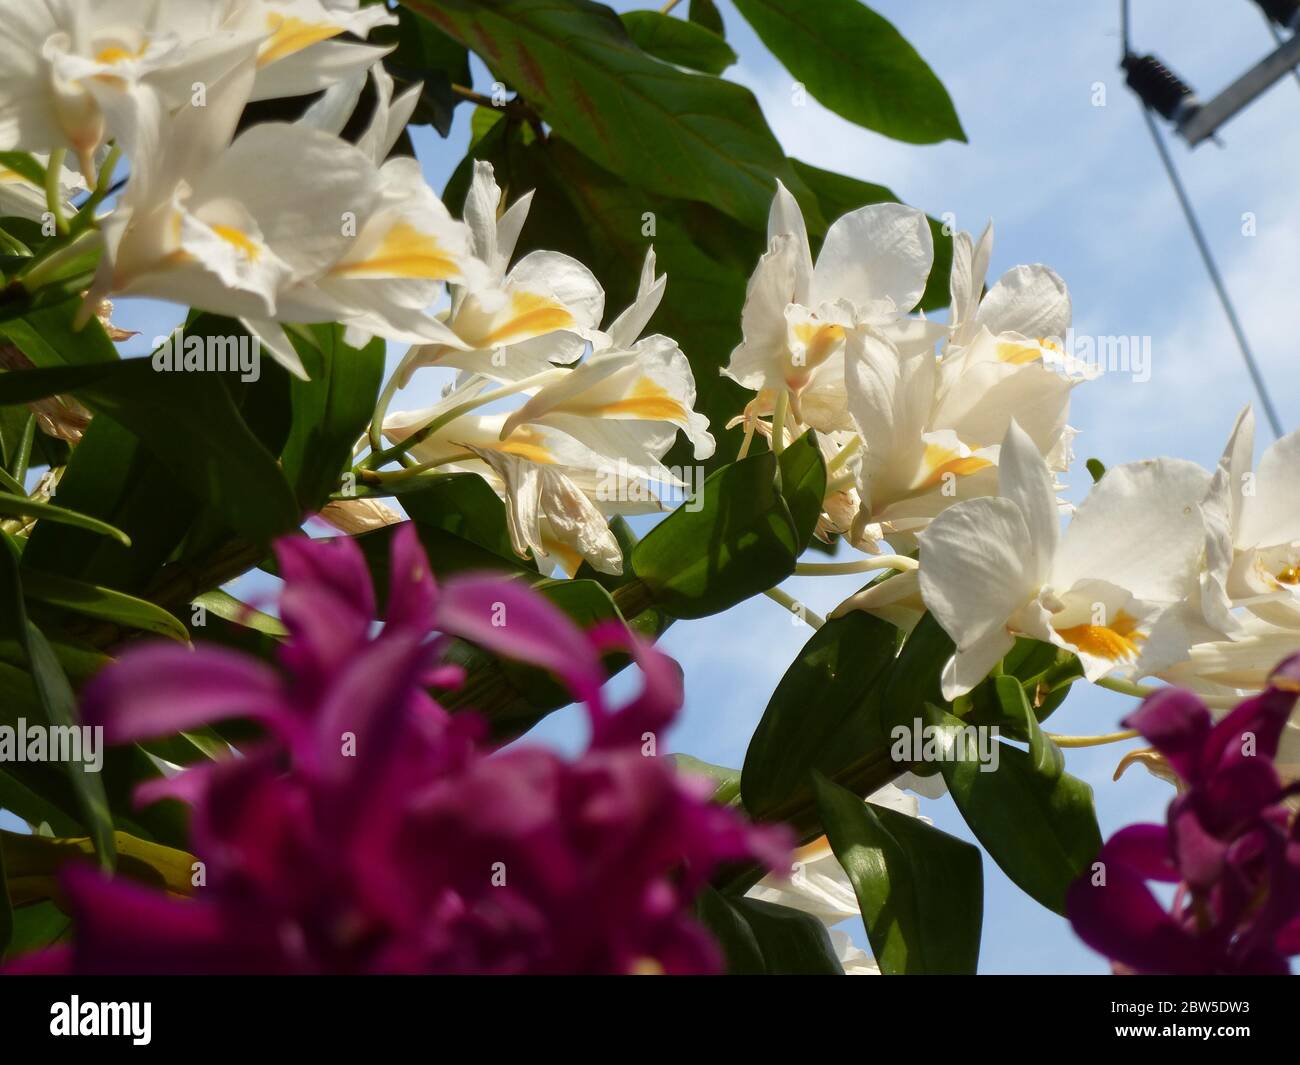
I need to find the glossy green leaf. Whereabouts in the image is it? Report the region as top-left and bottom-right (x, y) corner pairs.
(631, 451), (799, 619)
(688, 0), (725, 35)
(20, 567), (189, 643)
(813, 771), (982, 974)
(741, 610), (899, 825)
(281, 324), (385, 510)
(370, 1), (469, 136)
(777, 429), (827, 553)
(922, 702), (1102, 915)
(0, 493), (130, 546)
(0, 823), (11, 955)
(990, 674), (1064, 779)
(620, 10), (736, 74)
(0, 345), (298, 543)
(21, 416), (198, 591)
(0, 152), (47, 188)
(0, 536), (115, 867)
(696, 886), (842, 975)
(732, 0), (964, 144)
(413, 0), (820, 230)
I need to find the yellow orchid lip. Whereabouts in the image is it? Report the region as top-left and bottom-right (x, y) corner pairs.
(330, 222), (459, 280)
(259, 13), (344, 67)
(1055, 611), (1146, 662)
(473, 291), (576, 348)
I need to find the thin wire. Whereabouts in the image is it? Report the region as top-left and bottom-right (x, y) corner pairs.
(1137, 104), (1285, 439)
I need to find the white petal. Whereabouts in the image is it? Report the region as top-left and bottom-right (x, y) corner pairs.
(810, 202), (933, 314)
(975, 264), (1070, 342)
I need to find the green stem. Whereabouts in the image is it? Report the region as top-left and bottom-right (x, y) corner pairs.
(44, 149), (69, 236)
(794, 555), (917, 577)
(762, 587), (824, 629)
(69, 145), (122, 232)
(770, 389), (789, 456)
(365, 368), (564, 469)
(1045, 728), (1139, 748)
(827, 434), (862, 474)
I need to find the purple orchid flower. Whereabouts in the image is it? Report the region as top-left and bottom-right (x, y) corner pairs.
(6, 524), (789, 975)
(1067, 653), (1300, 975)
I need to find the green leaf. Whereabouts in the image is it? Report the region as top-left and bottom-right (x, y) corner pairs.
(777, 429), (827, 553)
(790, 157), (953, 312)
(0, 493), (130, 545)
(281, 324), (385, 511)
(620, 10), (736, 74)
(670, 754), (740, 804)
(0, 822), (11, 955)
(4, 900), (70, 959)
(0, 537), (115, 867)
(989, 674), (1064, 779)
(370, 2), (470, 136)
(0, 152), (48, 188)
(631, 451), (799, 619)
(741, 611), (899, 825)
(20, 416), (198, 591)
(1086, 457), (1106, 484)
(399, 472), (531, 570)
(695, 885), (843, 974)
(732, 0), (965, 144)
(922, 702), (1102, 915)
(812, 771), (982, 974)
(20, 567), (189, 643)
(0, 337), (298, 543)
(414, 0), (820, 230)
(688, 0), (725, 35)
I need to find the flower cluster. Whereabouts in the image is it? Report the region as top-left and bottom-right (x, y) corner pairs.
(717, 183), (1300, 704)
(1067, 654), (1300, 974)
(8, 526), (788, 975)
(0, 0), (714, 578)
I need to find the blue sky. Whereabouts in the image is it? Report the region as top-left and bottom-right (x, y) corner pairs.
(37, 1), (1300, 973)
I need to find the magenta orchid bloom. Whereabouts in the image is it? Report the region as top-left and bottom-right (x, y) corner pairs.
(1067, 653), (1300, 975)
(10, 525), (789, 975)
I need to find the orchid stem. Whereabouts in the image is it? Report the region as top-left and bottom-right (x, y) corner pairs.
(771, 390), (788, 456)
(365, 368), (564, 469)
(44, 149), (70, 235)
(763, 587), (825, 629)
(794, 555), (917, 577)
(1044, 729), (1140, 748)
(1094, 675), (1237, 710)
(660, 0), (684, 12)
(827, 434), (862, 474)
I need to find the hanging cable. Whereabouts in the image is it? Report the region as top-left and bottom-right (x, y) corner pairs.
(1121, 0), (1286, 438)
(1137, 105), (1285, 438)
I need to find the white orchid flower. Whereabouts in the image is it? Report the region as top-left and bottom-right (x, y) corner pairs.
(1201, 405), (1300, 632)
(845, 327), (999, 550)
(722, 180), (944, 432)
(395, 161), (605, 388)
(946, 221), (1071, 353)
(91, 64), (474, 375)
(496, 250), (714, 465)
(219, 0), (397, 102)
(918, 421), (1211, 698)
(382, 404), (665, 576)
(932, 325), (1094, 475)
(0, 0), (264, 178)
